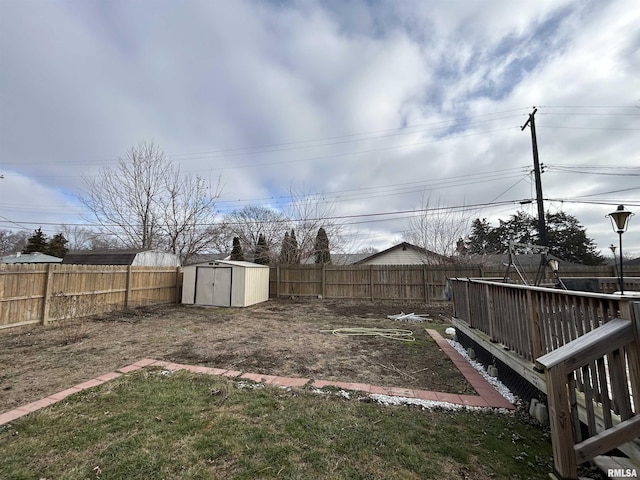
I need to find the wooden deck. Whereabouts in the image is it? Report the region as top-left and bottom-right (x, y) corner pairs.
(450, 278), (640, 480)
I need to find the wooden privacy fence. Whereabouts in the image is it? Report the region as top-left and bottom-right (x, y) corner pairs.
(0, 264), (181, 330)
(270, 264), (482, 302)
(270, 264), (640, 302)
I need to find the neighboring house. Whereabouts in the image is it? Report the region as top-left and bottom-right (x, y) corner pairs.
(353, 242), (448, 265)
(0, 252), (63, 264)
(62, 249), (180, 266)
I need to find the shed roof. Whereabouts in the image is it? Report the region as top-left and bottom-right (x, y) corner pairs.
(1, 252), (63, 263)
(62, 249), (149, 265)
(187, 260), (269, 268)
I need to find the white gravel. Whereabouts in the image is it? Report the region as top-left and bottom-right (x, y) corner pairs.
(446, 338), (519, 405)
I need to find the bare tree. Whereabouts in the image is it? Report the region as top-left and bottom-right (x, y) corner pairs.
(82, 141), (169, 248)
(58, 225), (121, 251)
(157, 172), (222, 264)
(223, 205), (289, 262)
(403, 194), (473, 261)
(0, 229), (29, 254)
(81, 140), (222, 262)
(286, 186), (348, 261)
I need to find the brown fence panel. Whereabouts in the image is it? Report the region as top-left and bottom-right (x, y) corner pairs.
(0, 264), (47, 328)
(0, 264), (181, 331)
(326, 265), (368, 299)
(270, 264), (482, 301)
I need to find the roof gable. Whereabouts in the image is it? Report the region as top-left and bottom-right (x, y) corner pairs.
(354, 242), (447, 265)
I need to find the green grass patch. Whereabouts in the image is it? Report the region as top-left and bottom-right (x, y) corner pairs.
(0, 368), (554, 479)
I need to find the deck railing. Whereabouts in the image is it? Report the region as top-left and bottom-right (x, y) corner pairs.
(451, 278), (639, 479)
(536, 303), (640, 479)
(450, 278), (634, 362)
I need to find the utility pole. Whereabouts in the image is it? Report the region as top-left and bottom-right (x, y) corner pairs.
(521, 107), (547, 247)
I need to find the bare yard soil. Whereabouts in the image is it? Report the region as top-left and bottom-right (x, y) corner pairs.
(0, 298), (468, 413)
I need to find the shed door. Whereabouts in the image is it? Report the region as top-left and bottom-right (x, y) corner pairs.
(195, 267), (232, 306)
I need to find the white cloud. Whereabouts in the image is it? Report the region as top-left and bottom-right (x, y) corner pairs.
(0, 0), (638, 256)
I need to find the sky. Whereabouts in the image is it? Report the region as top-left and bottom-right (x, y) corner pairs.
(1, 0), (639, 258)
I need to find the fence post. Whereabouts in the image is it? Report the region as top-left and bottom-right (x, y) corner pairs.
(423, 266), (428, 303)
(370, 265), (374, 301)
(41, 263), (55, 325)
(125, 265), (132, 308)
(276, 265), (280, 298)
(174, 267), (182, 304)
(321, 264), (326, 298)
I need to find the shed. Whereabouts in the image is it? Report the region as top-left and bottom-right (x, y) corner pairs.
(181, 260), (270, 307)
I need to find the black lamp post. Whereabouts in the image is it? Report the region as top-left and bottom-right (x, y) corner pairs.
(606, 205), (634, 294)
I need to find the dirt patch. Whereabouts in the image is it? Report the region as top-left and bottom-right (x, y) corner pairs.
(0, 298), (469, 413)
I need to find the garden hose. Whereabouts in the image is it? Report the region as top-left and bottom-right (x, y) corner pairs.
(321, 327), (415, 342)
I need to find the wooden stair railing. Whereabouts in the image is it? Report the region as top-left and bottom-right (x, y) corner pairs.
(536, 303), (640, 480)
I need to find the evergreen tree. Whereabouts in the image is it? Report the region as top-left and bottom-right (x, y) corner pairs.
(465, 218), (501, 254)
(230, 237), (245, 261)
(289, 229), (299, 264)
(279, 231), (290, 264)
(546, 211), (604, 265)
(22, 227), (48, 254)
(314, 227), (331, 264)
(47, 233), (69, 258)
(464, 210), (605, 265)
(254, 233), (270, 265)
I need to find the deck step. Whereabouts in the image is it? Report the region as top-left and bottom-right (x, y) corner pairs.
(593, 455), (639, 479)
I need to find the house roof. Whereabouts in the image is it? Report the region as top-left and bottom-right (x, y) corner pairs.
(62, 249), (151, 265)
(353, 242), (447, 265)
(0, 252), (63, 263)
(299, 253), (370, 265)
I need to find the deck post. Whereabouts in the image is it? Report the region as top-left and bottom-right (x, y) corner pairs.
(545, 363), (579, 479)
(526, 289), (543, 361)
(463, 280), (472, 325)
(627, 302), (640, 412)
(485, 283), (496, 341)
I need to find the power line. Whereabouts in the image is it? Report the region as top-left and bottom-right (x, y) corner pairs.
(0, 198), (527, 230)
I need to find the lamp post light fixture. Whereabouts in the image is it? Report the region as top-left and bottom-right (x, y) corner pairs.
(547, 258), (566, 289)
(606, 205), (634, 294)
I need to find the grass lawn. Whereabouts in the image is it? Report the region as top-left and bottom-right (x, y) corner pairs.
(0, 368), (554, 480)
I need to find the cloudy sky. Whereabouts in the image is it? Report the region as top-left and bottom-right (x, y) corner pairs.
(1, 0), (639, 257)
